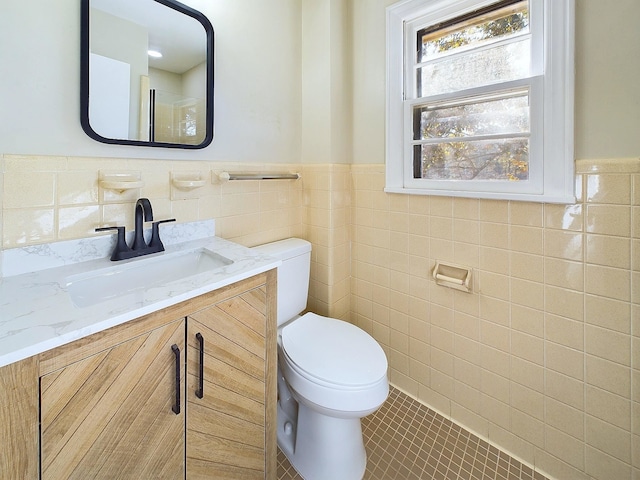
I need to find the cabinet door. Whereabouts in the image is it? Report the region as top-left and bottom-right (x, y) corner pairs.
(40, 319), (185, 480)
(186, 286), (268, 479)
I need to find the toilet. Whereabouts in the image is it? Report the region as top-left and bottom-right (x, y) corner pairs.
(253, 238), (388, 480)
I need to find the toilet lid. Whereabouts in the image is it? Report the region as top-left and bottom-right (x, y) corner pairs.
(281, 313), (387, 387)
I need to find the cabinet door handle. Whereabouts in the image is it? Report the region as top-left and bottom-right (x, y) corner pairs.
(171, 344), (181, 415)
(195, 333), (204, 399)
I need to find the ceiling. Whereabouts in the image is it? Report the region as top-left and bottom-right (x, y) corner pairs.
(91, 0), (208, 74)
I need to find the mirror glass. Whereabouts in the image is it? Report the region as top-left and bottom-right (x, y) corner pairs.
(81, 0), (214, 149)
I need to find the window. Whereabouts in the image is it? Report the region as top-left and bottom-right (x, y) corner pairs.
(386, 0), (575, 203)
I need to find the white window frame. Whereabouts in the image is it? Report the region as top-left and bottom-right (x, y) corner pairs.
(386, 0), (575, 203)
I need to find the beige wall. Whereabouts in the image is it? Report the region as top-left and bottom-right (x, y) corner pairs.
(574, 0), (640, 160)
(346, 2), (640, 479)
(350, 0), (640, 163)
(301, 0), (353, 165)
(351, 159), (640, 480)
(5, 1), (636, 162)
(0, 0), (302, 162)
(0, 155), (345, 348)
(304, 164), (352, 319)
(0, 156), (305, 249)
(2, 155), (637, 480)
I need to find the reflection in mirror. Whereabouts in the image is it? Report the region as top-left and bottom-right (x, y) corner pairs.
(81, 0), (214, 149)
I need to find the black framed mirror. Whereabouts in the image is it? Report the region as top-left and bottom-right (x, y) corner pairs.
(80, 0), (214, 149)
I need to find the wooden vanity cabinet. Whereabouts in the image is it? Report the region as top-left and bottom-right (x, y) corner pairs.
(34, 271), (276, 480)
(40, 319), (186, 480)
(186, 284), (271, 479)
(0, 357), (39, 480)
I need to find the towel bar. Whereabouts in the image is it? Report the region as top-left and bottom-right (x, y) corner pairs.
(216, 172), (301, 182)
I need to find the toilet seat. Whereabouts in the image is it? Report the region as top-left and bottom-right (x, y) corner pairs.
(281, 313), (387, 388)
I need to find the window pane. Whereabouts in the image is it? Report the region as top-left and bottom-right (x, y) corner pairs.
(419, 1), (529, 63)
(418, 39), (530, 97)
(415, 138), (529, 181)
(414, 93), (530, 140)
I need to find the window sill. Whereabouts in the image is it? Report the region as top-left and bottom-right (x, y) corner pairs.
(383, 186), (575, 204)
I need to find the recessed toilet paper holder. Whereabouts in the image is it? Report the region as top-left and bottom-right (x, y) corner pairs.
(432, 261), (472, 293)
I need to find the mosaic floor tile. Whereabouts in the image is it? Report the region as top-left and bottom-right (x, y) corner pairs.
(277, 386), (549, 480)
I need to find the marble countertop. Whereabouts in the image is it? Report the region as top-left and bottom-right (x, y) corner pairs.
(0, 222), (280, 368)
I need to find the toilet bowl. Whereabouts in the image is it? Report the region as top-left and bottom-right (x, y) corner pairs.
(280, 313), (388, 415)
(277, 313), (388, 480)
(253, 239), (388, 480)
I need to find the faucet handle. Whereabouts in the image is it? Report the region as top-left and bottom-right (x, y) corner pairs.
(149, 218), (176, 251)
(154, 218), (177, 225)
(96, 226), (131, 261)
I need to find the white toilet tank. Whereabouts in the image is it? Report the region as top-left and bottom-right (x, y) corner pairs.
(253, 238), (312, 326)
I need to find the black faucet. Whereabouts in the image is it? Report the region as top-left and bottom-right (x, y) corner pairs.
(132, 198), (153, 251)
(96, 198), (176, 261)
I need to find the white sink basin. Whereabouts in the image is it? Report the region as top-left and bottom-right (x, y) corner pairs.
(66, 248), (233, 308)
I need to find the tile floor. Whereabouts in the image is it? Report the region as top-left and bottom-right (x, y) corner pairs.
(277, 386), (549, 480)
